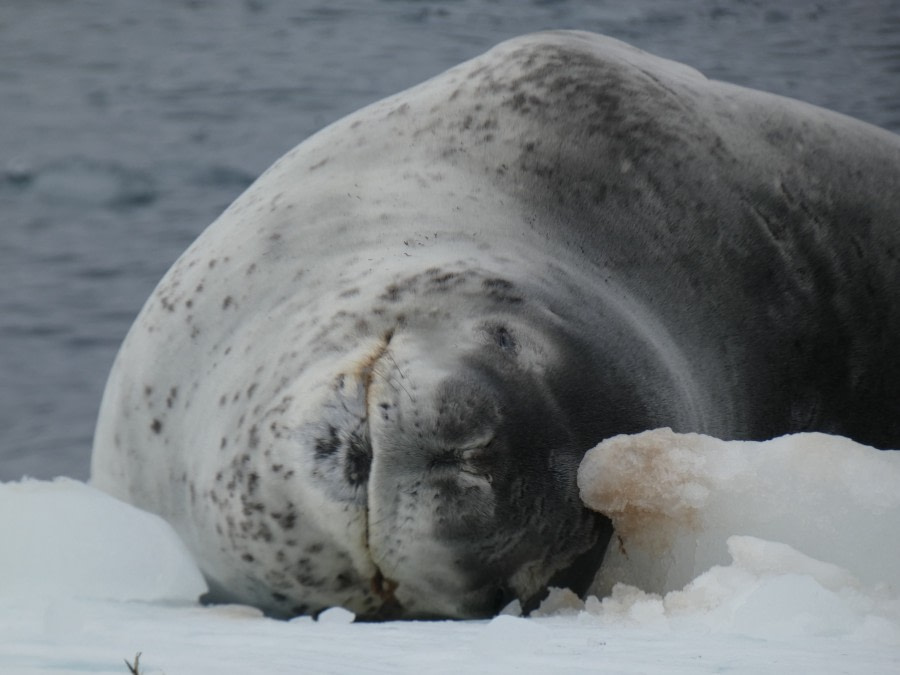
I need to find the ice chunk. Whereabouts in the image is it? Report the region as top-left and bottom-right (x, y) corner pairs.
(582, 535), (900, 643)
(316, 606), (356, 624)
(578, 429), (900, 595)
(0, 478), (206, 602)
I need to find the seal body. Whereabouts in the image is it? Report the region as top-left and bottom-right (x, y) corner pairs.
(91, 31), (900, 619)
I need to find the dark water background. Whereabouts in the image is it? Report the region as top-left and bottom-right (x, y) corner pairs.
(2, 0), (899, 481)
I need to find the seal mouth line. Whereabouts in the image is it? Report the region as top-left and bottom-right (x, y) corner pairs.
(356, 327), (403, 615)
(364, 327), (416, 406)
(359, 327), (396, 413)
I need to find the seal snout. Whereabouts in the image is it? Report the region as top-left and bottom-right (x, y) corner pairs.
(362, 341), (515, 616)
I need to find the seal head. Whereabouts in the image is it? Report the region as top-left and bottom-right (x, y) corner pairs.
(276, 267), (631, 618)
(363, 289), (613, 617)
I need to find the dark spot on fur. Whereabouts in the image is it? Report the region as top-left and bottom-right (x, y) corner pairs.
(314, 426), (341, 459)
(275, 510), (297, 530)
(248, 425), (260, 450)
(345, 433), (372, 486)
(430, 271), (459, 286)
(150, 418), (162, 434)
(482, 277), (523, 304)
(482, 277), (513, 291)
(381, 284), (402, 302)
(272, 592), (288, 602)
(242, 553), (255, 562)
(295, 573), (320, 588)
(506, 91), (529, 112)
(223, 296), (235, 310)
(255, 522), (273, 542)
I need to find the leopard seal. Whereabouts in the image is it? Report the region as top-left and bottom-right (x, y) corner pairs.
(91, 30), (900, 620)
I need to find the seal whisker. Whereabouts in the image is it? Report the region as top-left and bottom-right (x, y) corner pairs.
(381, 351), (415, 405)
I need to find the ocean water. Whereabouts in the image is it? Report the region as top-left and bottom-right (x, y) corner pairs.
(2, 0), (899, 481)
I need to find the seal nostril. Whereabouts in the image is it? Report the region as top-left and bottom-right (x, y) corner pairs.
(494, 326), (516, 352)
(481, 321), (518, 354)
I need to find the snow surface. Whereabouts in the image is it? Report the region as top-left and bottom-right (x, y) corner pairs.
(2, 431), (899, 674)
